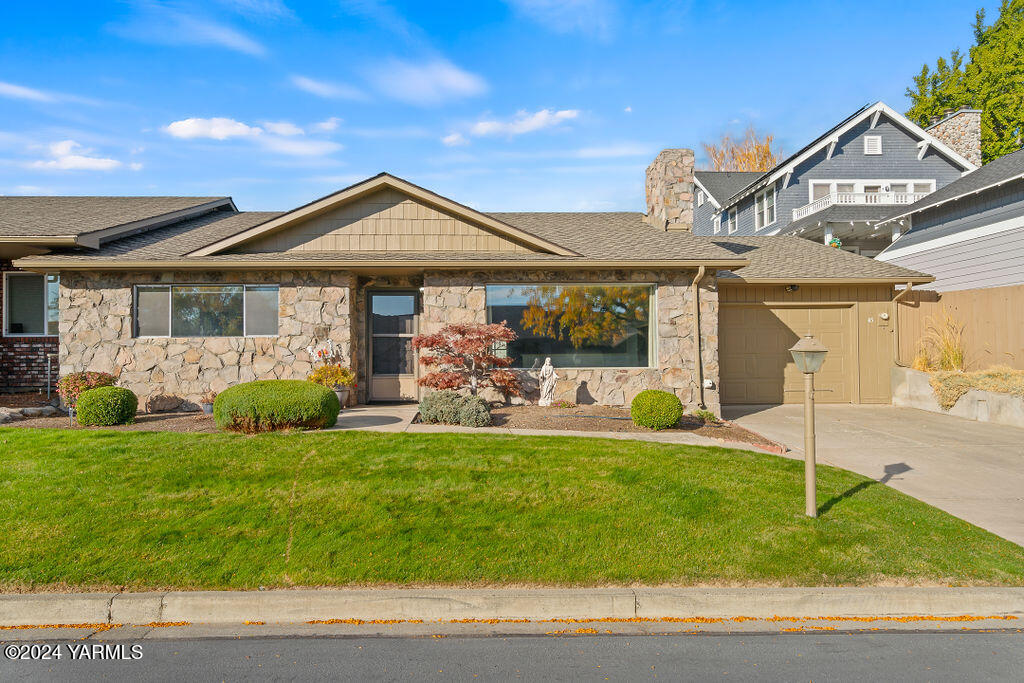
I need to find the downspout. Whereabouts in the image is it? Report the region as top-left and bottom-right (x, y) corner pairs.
(891, 281), (914, 366)
(692, 266), (707, 409)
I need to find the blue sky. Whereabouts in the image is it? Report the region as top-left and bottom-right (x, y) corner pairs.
(0, 0), (990, 212)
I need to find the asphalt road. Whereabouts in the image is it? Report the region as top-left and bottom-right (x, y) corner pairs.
(3, 631), (1022, 682)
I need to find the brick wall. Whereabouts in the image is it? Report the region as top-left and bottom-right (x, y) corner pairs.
(0, 260), (59, 392)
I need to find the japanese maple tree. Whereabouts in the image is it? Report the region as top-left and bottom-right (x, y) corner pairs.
(411, 322), (522, 397)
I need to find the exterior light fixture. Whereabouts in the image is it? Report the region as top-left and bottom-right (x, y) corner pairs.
(789, 335), (829, 517)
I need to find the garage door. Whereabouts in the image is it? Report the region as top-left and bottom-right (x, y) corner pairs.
(720, 305), (856, 404)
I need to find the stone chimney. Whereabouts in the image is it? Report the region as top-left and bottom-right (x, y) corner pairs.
(926, 107), (982, 167)
(645, 148), (695, 231)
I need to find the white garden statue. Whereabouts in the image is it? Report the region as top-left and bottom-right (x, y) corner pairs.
(538, 357), (559, 407)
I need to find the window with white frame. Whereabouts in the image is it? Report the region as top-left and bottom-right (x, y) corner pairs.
(864, 136), (882, 155)
(727, 208), (738, 234)
(134, 284), (279, 337)
(754, 186), (776, 229)
(697, 190), (706, 207)
(3, 272), (59, 336)
(713, 214), (721, 233)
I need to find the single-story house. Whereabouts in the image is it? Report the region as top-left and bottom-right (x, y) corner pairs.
(4, 162), (932, 411)
(876, 147), (1024, 291)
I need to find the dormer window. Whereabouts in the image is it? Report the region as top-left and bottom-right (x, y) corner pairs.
(864, 136), (882, 155)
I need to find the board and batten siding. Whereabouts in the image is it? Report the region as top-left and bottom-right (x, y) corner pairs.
(719, 283), (896, 404)
(238, 188), (536, 253)
(897, 284), (1024, 370)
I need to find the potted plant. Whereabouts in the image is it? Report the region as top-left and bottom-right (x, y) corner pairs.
(308, 364), (356, 409)
(199, 390), (218, 415)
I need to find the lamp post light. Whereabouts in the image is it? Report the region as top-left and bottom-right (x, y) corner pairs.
(789, 335), (829, 518)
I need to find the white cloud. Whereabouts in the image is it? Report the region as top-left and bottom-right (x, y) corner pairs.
(165, 117), (263, 140)
(366, 58), (487, 106)
(503, 0), (617, 40)
(164, 116), (342, 157)
(624, 105), (632, 113)
(30, 140), (122, 171)
(263, 121), (304, 136)
(111, 6), (266, 57)
(470, 109), (579, 137)
(129, 162), (144, 171)
(259, 137), (342, 156)
(290, 75), (367, 100)
(0, 81), (55, 103)
(312, 117), (342, 132)
(441, 132), (468, 147)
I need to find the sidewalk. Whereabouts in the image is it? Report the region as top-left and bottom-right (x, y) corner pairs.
(328, 404), (779, 454)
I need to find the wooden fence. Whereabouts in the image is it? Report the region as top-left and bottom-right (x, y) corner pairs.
(897, 284), (1024, 370)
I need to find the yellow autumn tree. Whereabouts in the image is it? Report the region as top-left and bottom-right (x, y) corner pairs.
(520, 286), (650, 348)
(701, 126), (781, 171)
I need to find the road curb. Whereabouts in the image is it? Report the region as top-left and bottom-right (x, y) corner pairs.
(1, 587), (1022, 627)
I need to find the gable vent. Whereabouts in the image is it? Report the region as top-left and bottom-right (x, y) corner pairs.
(864, 136), (882, 155)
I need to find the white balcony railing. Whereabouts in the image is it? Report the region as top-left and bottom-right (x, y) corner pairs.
(792, 191), (930, 221)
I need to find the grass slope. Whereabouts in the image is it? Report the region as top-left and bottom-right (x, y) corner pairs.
(1, 428), (1022, 590)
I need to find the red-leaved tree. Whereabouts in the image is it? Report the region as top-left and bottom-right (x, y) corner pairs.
(411, 322), (522, 397)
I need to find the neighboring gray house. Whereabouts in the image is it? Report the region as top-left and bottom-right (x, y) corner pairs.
(876, 147), (1024, 291)
(692, 102), (978, 257)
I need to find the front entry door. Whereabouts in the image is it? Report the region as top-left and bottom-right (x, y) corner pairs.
(368, 291), (419, 402)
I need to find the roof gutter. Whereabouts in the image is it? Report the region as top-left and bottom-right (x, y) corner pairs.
(718, 276), (935, 285)
(12, 257), (752, 272)
(0, 236), (81, 247)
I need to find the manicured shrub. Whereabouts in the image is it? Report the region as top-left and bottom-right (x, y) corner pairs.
(214, 380), (340, 433)
(419, 390), (492, 427)
(692, 409), (719, 424)
(56, 371), (117, 407)
(75, 386), (138, 426)
(630, 390), (684, 430)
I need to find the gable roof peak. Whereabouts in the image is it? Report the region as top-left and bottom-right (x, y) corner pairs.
(187, 172), (581, 258)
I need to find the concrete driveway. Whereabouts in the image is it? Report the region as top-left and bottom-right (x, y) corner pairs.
(723, 404), (1024, 547)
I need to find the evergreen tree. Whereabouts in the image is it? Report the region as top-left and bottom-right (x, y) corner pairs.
(905, 0), (1024, 163)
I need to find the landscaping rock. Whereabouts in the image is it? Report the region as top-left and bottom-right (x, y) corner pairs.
(145, 393), (183, 413)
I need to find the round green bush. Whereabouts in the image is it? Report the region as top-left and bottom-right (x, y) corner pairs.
(75, 386), (138, 426)
(213, 380), (340, 433)
(419, 390), (491, 427)
(630, 389), (684, 430)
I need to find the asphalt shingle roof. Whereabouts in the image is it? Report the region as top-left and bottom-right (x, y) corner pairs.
(713, 236), (931, 281)
(30, 210), (746, 263)
(881, 147), (1024, 223)
(783, 205), (898, 234)
(0, 196), (227, 238)
(694, 172), (762, 205)
(24, 207), (932, 282)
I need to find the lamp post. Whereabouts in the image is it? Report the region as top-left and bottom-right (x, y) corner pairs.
(789, 335), (829, 518)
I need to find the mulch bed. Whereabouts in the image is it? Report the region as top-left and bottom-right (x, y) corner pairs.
(0, 392), (53, 408)
(5, 411), (220, 433)
(490, 404), (782, 450)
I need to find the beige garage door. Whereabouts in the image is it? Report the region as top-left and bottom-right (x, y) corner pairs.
(720, 304), (856, 404)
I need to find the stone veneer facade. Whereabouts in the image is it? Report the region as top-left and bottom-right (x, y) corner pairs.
(644, 148), (696, 231)
(59, 270), (354, 409)
(60, 268), (719, 413)
(927, 108), (983, 168)
(418, 269), (719, 412)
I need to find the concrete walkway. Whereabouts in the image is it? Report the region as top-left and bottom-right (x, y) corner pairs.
(327, 404), (776, 453)
(724, 404), (1024, 546)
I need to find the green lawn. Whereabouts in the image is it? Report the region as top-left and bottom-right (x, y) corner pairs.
(1, 428), (1022, 590)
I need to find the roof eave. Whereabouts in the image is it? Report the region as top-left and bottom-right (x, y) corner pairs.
(12, 257), (752, 272)
(719, 275), (935, 285)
